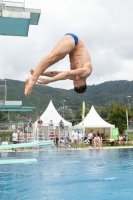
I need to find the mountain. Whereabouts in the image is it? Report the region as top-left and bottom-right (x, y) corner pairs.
(2, 79), (133, 117)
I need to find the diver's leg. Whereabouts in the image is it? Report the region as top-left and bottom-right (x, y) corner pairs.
(25, 35), (75, 95)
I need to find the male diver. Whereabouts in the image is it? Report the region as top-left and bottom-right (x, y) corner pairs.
(25, 33), (92, 94)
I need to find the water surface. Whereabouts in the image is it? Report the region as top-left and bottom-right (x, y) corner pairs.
(0, 148), (133, 200)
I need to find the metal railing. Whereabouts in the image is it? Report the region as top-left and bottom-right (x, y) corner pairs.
(0, 122), (17, 130)
(0, 0), (25, 10)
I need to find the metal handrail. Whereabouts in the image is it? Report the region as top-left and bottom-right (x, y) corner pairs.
(0, 0), (25, 10)
(0, 0), (6, 9)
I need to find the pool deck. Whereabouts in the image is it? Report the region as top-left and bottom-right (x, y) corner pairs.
(1, 145), (133, 152)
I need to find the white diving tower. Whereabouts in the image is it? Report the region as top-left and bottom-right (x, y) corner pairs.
(0, 0), (41, 36)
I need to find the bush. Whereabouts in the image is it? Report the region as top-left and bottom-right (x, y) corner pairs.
(0, 131), (14, 142)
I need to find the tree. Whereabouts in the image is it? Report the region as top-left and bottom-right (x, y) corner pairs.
(74, 107), (89, 120)
(99, 106), (108, 119)
(108, 104), (129, 133)
(0, 112), (7, 122)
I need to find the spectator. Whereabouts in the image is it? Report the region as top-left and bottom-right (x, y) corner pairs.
(94, 134), (100, 148)
(37, 117), (43, 131)
(59, 137), (64, 143)
(97, 131), (100, 137)
(28, 118), (33, 133)
(59, 120), (64, 130)
(122, 134), (126, 142)
(117, 134), (120, 141)
(84, 138), (90, 145)
(88, 130), (93, 146)
(18, 131), (23, 143)
(55, 133), (59, 148)
(72, 129), (79, 149)
(66, 137), (71, 144)
(24, 123), (28, 133)
(125, 133), (128, 142)
(58, 137), (65, 148)
(12, 130), (18, 151)
(65, 137), (72, 148)
(119, 134), (124, 145)
(18, 120), (24, 131)
(49, 120), (54, 127)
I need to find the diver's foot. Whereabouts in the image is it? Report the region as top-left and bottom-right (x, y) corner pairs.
(24, 77), (36, 95)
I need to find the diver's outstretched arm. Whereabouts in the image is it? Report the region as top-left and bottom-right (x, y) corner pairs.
(37, 67), (91, 85)
(30, 69), (63, 77)
(37, 71), (73, 85)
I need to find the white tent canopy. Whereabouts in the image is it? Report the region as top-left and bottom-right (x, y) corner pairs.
(34, 100), (72, 126)
(76, 105), (115, 128)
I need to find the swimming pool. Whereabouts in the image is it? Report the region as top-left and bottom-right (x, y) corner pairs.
(0, 148), (133, 200)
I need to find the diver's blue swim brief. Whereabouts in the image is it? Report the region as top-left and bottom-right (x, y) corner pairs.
(65, 33), (78, 46)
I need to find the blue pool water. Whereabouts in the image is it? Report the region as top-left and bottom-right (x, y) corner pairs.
(0, 148), (133, 200)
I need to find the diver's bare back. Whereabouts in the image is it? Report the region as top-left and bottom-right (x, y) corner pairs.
(69, 39), (92, 76)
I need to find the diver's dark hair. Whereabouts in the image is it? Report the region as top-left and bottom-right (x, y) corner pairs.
(74, 84), (87, 94)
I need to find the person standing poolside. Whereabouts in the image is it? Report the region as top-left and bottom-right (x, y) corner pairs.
(72, 129), (79, 149)
(12, 130), (18, 151)
(88, 130), (93, 146)
(25, 33), (92, 95)
(94, 134), (100, 149)
(55, 133), (59, 148)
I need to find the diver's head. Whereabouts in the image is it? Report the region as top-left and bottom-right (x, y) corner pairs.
(73, 76), (87, 93)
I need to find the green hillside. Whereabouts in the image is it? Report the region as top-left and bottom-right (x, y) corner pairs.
(3, 79), (133, 120)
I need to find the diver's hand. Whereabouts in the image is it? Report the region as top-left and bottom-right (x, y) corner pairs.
(37, 77), (52, 85)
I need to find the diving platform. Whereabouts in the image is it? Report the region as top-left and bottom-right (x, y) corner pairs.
(0, 140), (53, 150)
(0, 105), (35, 112)
(0, 80), (35, 112)
(0, 0), (41, 36)
(0, 159), (37, 164)
(0, 101), (35, 112)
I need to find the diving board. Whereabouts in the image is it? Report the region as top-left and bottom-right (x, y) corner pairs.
(0, 140), (53, 150)
(0, 80), (35, 112)
(0, 0), (41, 36)
(0, 158), (37, 164)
